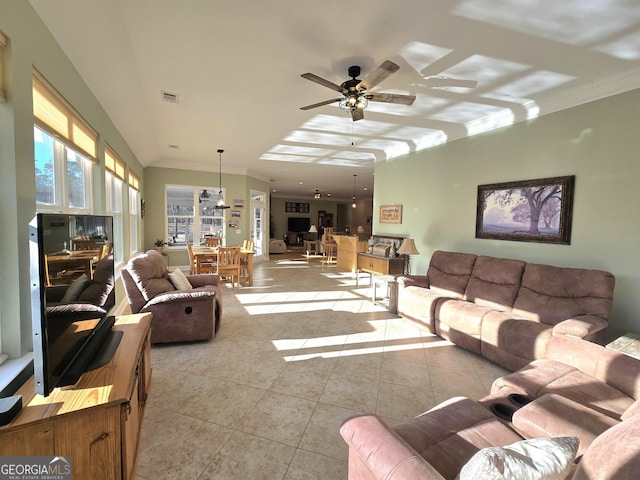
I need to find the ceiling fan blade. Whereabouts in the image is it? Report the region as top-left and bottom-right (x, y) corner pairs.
(356, 60), (400, 91)
(300, 98), (342, 110)
(424, 77), (478, 89)
(301, 73), (348, 94)
(367, 92), (416, 105)
(351, 109), (365, 121)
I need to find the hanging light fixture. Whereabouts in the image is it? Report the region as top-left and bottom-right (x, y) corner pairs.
(214, 149), (230, 210)
(352, 174), (357, 208)
(314, 189), (321, 199)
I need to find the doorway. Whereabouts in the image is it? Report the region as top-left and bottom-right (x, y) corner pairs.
(250, 190), (266, 258)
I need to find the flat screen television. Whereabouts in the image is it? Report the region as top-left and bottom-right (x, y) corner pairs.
(288, 217), (310, 232)
(29, 213), (119, 397)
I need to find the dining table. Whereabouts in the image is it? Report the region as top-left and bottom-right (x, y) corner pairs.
(192, 245), (254, 285)
(45, 249), (100, 285)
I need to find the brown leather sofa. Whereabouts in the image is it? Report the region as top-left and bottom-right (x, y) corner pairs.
(341, 335), (640, 479)
(397, 250), (616, 371)
(121, 250), (222, 343)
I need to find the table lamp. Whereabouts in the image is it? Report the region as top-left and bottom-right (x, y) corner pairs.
(396, 238), (420, 274)
(308, 224), (318, 240)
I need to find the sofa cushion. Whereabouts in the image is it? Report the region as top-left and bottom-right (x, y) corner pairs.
(61, 274), (90, 303)
(427, 251), (477, 298)
(127, 250), (174, 301)
(434, 299), (492, 353)
(78, 254), (115, 306)
(481, 311), (552, 369)
(512, 263), (615, 325)
(393, 396), (523, 480)
(573, 411), (640, 480)
(457, 436), (579, 480)
(491, 359), (578, 398)
(464, 256), (525, 311)
(512, 394), (619, 455)
(539, 370), (635, 420)
(622, 399), (640, 421)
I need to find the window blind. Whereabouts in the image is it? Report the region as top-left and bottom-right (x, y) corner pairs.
(129, 171), (140, 191)
(105, 145), (126, 181)
(32, 74), (97, 161)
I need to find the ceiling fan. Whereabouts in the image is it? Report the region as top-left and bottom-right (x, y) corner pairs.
(300, 60), (416, 121)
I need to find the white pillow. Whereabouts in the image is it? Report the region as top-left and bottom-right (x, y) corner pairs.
(457, 436), (579, 480)
(168, 268), (192, 291)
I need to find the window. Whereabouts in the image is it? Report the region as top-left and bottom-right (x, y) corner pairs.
(34, 126), (93, 211)
(166, 185), (225, 246)
(105, 146), (124, 264)
(129, 171), (140, 255)
(33, 73), (96, 212)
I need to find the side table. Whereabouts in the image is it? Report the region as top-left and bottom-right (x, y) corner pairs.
(371, 275), (398, 314)
(607, 333), (640, 360)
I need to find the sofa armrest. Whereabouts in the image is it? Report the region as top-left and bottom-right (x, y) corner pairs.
(187, 273), (220, 287)
(553, 315), (608, 342)
(397, 275), (430, 289)
(340, 415), (446, 480)
(145, 289), (215, 307)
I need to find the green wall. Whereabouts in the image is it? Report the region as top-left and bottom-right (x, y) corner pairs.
(0, 0), (143, 359)
(144, 166), (269, 266)
(374, 88), (640, 341)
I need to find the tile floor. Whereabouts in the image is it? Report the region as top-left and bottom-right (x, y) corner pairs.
(135, 249), (509, 480)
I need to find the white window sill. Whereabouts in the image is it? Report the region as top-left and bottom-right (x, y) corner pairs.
(0, 352), (33, 396)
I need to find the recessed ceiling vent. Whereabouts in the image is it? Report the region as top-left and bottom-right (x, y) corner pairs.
(161, 91), (179, 103)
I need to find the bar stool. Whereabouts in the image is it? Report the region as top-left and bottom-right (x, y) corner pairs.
(322, 243), (337, 264)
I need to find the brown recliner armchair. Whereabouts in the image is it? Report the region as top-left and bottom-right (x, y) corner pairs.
(121, 250), (222, 343)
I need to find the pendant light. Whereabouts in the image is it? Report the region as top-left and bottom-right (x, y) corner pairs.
(352, 174), (357, 208)
(214, 149), (230, 209)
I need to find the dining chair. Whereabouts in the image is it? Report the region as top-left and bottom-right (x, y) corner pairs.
(186, 241), (197, 274)
(205, 237), (221, 247)
(216, 246), (241, 289)
(240, 240), (255, 286)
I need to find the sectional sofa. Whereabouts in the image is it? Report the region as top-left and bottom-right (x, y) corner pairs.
(341, 334), (640, 479)
(396, 250), (616, 371)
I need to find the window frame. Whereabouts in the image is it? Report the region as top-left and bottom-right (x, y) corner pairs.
(165, 185), (226, 247)
(34, 126), (93, 213)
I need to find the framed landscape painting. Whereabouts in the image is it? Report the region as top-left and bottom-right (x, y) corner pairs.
(475, 175), (575, 244)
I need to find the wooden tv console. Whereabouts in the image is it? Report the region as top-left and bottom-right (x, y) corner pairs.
(0, 313), (152, 480)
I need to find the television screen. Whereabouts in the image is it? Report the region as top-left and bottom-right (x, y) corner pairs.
(30, 213), (117, 396)
(288, 217), (310, 232)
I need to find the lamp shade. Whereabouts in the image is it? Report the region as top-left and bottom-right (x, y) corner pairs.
(309, 225), (318, 233)
(357, 226), (365, 233)
(397, 238), (420, 256)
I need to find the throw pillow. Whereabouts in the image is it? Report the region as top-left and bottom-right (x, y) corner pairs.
(457, 436), (579, 480)
(168, 268), (192, 291)
(60, 274), (90, 303)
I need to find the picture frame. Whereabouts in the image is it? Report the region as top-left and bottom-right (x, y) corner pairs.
(228, 221), (238, 228)
(476, 175), (575, 244)
(231, 209), (241, 218)
(233, 199), (244, 208)
(379, 205), (403, 224)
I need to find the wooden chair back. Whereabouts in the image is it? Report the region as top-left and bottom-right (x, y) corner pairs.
(242, 239), (255, 252)
(186, 241), (197, 274)
(216, 246), (241, 289)
(205, 237), (221, 247)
